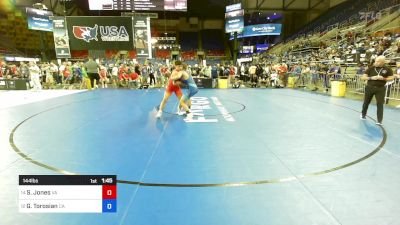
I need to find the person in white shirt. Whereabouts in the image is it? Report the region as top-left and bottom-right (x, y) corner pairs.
(204, 64), (212, 77)
(29, 61), (42, 91)
(58, 62), (66, 83)
(111, 64), (119, 86)
(42, 63), (54, 88)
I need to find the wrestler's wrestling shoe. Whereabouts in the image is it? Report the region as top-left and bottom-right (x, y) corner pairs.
(177, 111), (186, 116)
(185, 112), (193, 119)
(156, 110), (162, 118)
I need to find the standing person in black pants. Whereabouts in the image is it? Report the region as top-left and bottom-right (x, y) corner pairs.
(148, 62), (156, 87)
(360, 56), (394, 125)
(85, 57), (99, 89)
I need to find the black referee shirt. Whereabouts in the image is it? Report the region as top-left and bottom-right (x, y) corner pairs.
(365, 66), (393, 87)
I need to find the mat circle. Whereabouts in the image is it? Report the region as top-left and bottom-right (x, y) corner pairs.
(9, 94), (387, 187)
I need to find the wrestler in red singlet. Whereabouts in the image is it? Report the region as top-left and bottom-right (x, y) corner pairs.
(166, 78), (182, 97)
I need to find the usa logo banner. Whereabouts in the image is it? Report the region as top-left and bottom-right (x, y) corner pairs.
(73, 25), (98, 43)
(67, 17), (134, 50)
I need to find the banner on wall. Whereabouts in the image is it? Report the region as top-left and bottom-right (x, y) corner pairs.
(242, 24), (282, 37)
(52, 16), (71, 58)
(256, 44), (269, 52)
(229, 24), (282, 40)
(240, 46), (253, 54)
(133, 16), (152, 58)
(66, 16), (134, 50)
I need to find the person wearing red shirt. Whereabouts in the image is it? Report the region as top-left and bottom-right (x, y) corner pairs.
(278, 64), (288, 87)
(118, 64), (129, 87)
(128, 71), (140, 88)
(99, 65), (108, 88)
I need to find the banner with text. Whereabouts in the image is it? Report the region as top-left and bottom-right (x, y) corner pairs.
(242, 24), (282, 37)
(66, 17), (133, 50)
(225, 9), (244, 33)
(52, 16), (71, 58)
(230, 24), (282, 40)
(256, 44), (269, 52)
(133, 16), (151, 58)
(26, 7), (53, 32)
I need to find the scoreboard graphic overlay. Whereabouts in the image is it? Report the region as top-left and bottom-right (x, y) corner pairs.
(19, 175), (117, 213)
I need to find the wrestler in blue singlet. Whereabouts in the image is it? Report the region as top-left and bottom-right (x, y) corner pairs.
(180, 75), (198, 101)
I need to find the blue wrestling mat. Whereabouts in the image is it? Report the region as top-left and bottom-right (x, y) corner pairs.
(1, 88), (400, 225)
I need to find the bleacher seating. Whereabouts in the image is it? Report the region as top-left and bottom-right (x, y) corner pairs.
(287, 0), (399, 41)
(201, 30), (224, 51)
(184, 60), (198, 66)
(367, 8), (400, 31)
(205, 59), (222, 66)
(179, 32), (198, 51)
(206, 50), (225, 57)
(181, 50), (196, 60)
(269, 0), (399, 59)
(0, 10), (54, 56)
(155, 50), (171, 59)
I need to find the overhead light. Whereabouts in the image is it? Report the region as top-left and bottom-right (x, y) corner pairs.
(33, 3), (48, 10)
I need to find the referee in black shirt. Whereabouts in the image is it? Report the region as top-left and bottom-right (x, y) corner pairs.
(360, 56), (394, 125)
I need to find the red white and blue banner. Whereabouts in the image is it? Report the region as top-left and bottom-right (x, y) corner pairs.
(66, 17), (134, 50)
